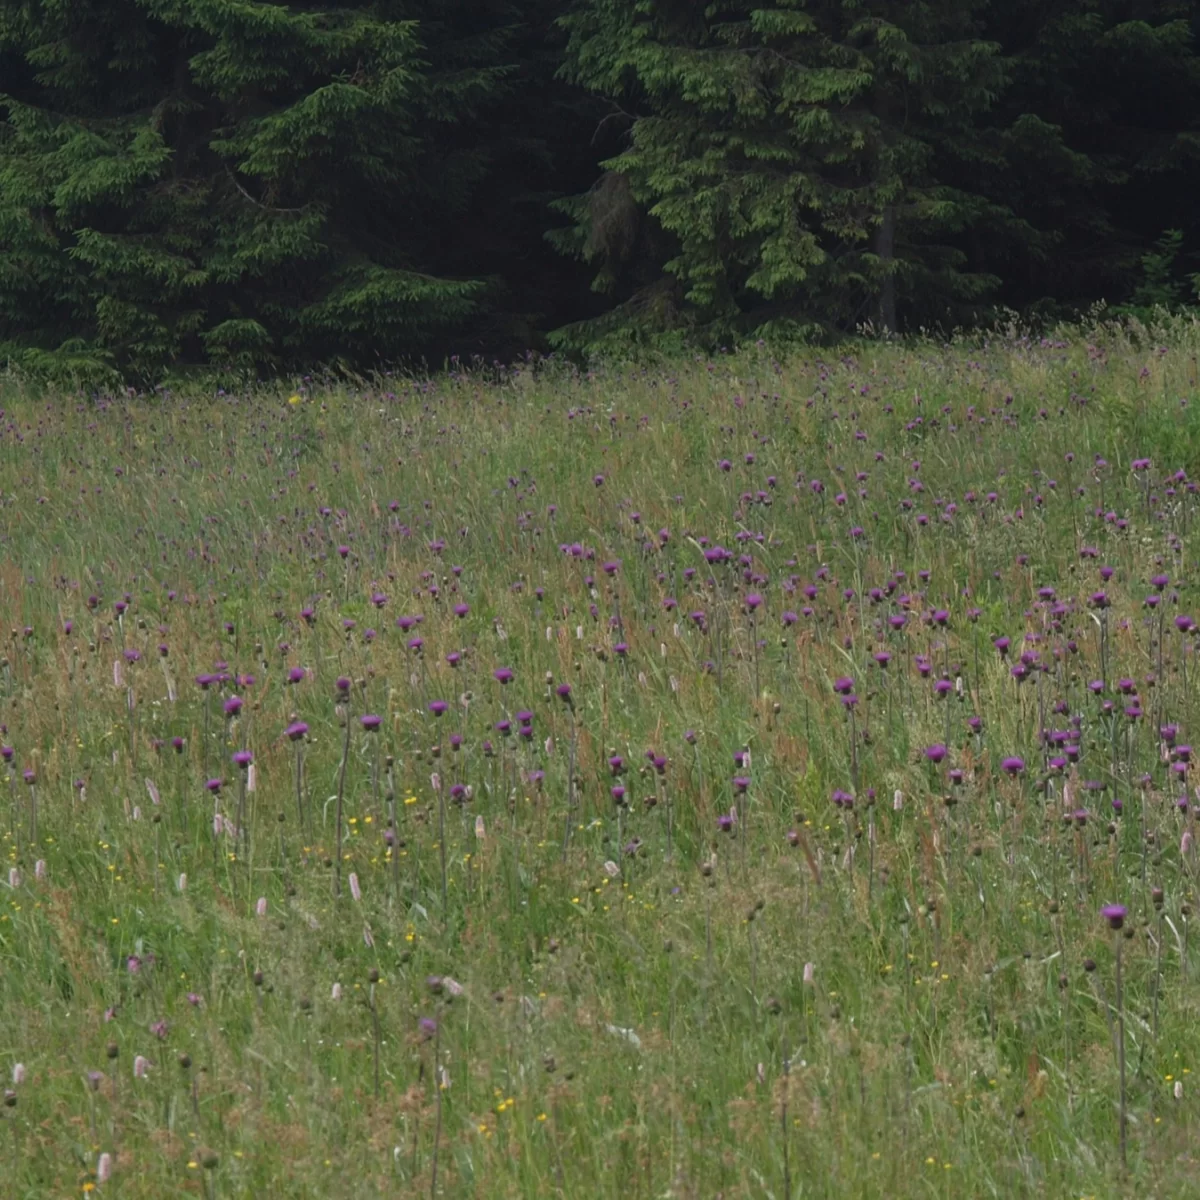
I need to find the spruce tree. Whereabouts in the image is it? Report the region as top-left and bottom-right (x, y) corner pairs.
(552, 0), (1008, 348)
(0, 1), (526, 380)
(968, 0), (1200, 317)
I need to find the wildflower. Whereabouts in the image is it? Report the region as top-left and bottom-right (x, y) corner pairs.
(255, 896), (268, 918)
(285, 721), (308, 741)
(97, 1152), (113, 1183)
(1001, 757), (1025, 776)
(360, 715), (381, 732)
(349, 873), (362, 902)
(11, 1064), (24, 1085)
(1102, 904), (1127, 930)
(331, 983), (343, 1001)
(133, 1055), (150, 1079)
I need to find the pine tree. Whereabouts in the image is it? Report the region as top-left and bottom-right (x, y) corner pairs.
(551, 0), (1009, 349)
(0, 1), (533, 380)
(963, 0), (1200, 318)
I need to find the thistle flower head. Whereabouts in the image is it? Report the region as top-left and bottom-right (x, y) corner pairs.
(1101, 904), (1127, 930)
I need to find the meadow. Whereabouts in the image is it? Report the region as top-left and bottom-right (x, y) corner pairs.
(4, 318), (1200, 1197)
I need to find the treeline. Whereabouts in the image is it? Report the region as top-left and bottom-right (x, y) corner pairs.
(1, 1), (1199, 381)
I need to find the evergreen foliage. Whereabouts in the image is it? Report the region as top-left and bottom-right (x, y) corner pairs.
(553, 0), (1200, 347)
(1, 0), (1200, 375)
(0, 0), (580, 380)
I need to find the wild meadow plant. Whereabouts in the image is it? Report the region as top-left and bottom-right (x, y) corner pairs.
(4, 317), (1200, 1194)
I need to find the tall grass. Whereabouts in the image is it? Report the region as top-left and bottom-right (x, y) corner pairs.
(2, 314), (1200, 1196)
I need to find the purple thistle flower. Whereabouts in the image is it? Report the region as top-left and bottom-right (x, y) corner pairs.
(428, 700), (448, 717)
(360, 715), (382, 732)
(285, 721), (308, 741)
(1001, 756), (1025, 776)
(493, 667), (514, 685)
(1101, 904), (1127, 930)
(232, 750), (253, 769)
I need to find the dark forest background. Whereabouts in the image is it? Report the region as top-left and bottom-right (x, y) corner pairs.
(3, 1), (1200, 381)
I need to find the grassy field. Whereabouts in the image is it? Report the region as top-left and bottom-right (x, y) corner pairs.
(4, 317), (1200, 1197)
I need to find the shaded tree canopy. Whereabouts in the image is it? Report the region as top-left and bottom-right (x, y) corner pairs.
(1, 0), (1199, 380)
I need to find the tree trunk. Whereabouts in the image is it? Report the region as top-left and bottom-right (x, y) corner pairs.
(875, 204), (896, 334)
